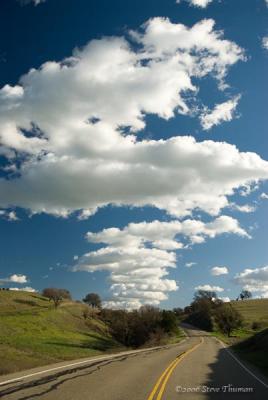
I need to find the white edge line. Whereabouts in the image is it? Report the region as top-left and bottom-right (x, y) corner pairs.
(215, 338), (268, 389)
(0, 339), (186, 387)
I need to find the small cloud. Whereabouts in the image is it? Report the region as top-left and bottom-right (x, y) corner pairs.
(260, 192), (268, 200)
(9, 274), (27, 283)
(233, 266), (268, 297)
(262, 37), (268, 50)
(219, 296), (230, 302)
(0, 210), (19, 221)
(230, 203), (256, 213)
(73, 255), (79, 261)
(210, 266), (229, 276)
(0, 274), (28, 284)
(10, 286), (36, 292)
(195, 284), (224, 292)
(7, 211), (19, 221)
(185, 262), (197, 268)
(200, 95), (241, 130)
(78, 208), (97, 220)
(17, 0), (45, 6)
(176, 0), (214, 7)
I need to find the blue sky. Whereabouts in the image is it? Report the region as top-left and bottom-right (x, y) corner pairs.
(0, 0), (268, 308)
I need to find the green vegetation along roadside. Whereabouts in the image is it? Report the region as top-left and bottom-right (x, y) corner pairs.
(0, 290), (122, 375)
(180, 290), (268, 378)
(211, 299), (268, 377)
(0, 290), (183, 376)
(231, 298), (268, 328)
(211, 327), (268, 378)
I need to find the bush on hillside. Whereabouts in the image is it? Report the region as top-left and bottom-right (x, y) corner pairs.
(215, 304), (243, 337)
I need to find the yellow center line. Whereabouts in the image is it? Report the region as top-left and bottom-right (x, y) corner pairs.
(147, 337), (204, 400)
(147, 355), (184, 400)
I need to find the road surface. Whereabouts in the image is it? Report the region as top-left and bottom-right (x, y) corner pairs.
(0, 325), (267, 399)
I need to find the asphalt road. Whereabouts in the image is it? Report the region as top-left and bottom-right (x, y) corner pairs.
(0, 326), (268, 400)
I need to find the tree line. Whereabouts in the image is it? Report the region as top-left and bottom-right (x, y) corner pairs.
(181, 290), (243, 337)
(41, 288), (180, 347)
(41, 287), (252, 344)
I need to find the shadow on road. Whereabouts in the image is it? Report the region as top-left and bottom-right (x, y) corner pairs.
(201, 347), (267, 399)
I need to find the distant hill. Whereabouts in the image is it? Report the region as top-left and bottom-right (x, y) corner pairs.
(0, 290), (122, 375)
(231, 298), (268, 329)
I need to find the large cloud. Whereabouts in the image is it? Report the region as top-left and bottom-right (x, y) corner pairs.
(233, 266), (268, 297)
(73, 216), (247, 308)
(0, 18), (260, 219)
(1, 136), (267, 218)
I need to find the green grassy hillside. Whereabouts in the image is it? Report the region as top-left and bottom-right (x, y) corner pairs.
(233, 328), (268, 377)
(231, 298), (268, 328)
(0, 291), (122, 375)
(212, 299), (268, 376)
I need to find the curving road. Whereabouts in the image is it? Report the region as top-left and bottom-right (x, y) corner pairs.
(0, 325), (267, 400)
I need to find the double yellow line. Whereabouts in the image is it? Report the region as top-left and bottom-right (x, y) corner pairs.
(147, 337), (204, 400)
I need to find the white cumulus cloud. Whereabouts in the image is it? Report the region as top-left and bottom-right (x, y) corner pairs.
(219, 296), (230, 302)
(0, 18), (260, 220)
(260, 192), (268, 200)
(230, 203), (256, 213)
(0, 210), (19, 221)
(200, 95), (241, 130)
(176, 0), (214, 8)
(0, 274), (28, 284)
(211, 266), (229, 276)
(262, 37), (268, 50)
(195, 284), (224, 292)
(233, 266), (268, 297)
(185, 262), (197, 268)
(73, 216), (247, 308)
(9, 274), (28, 283)
(10, 287), (36, 292)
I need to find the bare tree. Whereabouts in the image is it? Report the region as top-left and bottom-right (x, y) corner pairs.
(42, 288), (71, 308)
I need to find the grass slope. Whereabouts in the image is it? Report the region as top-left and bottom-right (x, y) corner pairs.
(0, 291), (121, 375)
(231, 298), (268, 328)
(212, 299), (268, 377)
(232, 328), (268, 377)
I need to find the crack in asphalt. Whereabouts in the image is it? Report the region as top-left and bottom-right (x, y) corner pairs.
(0, 356), (132, 400)
(0, 346), (170, 400)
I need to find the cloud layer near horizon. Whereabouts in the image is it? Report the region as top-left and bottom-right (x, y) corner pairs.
(234, 266), (268, 298)
(73, 216), (248, 308)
